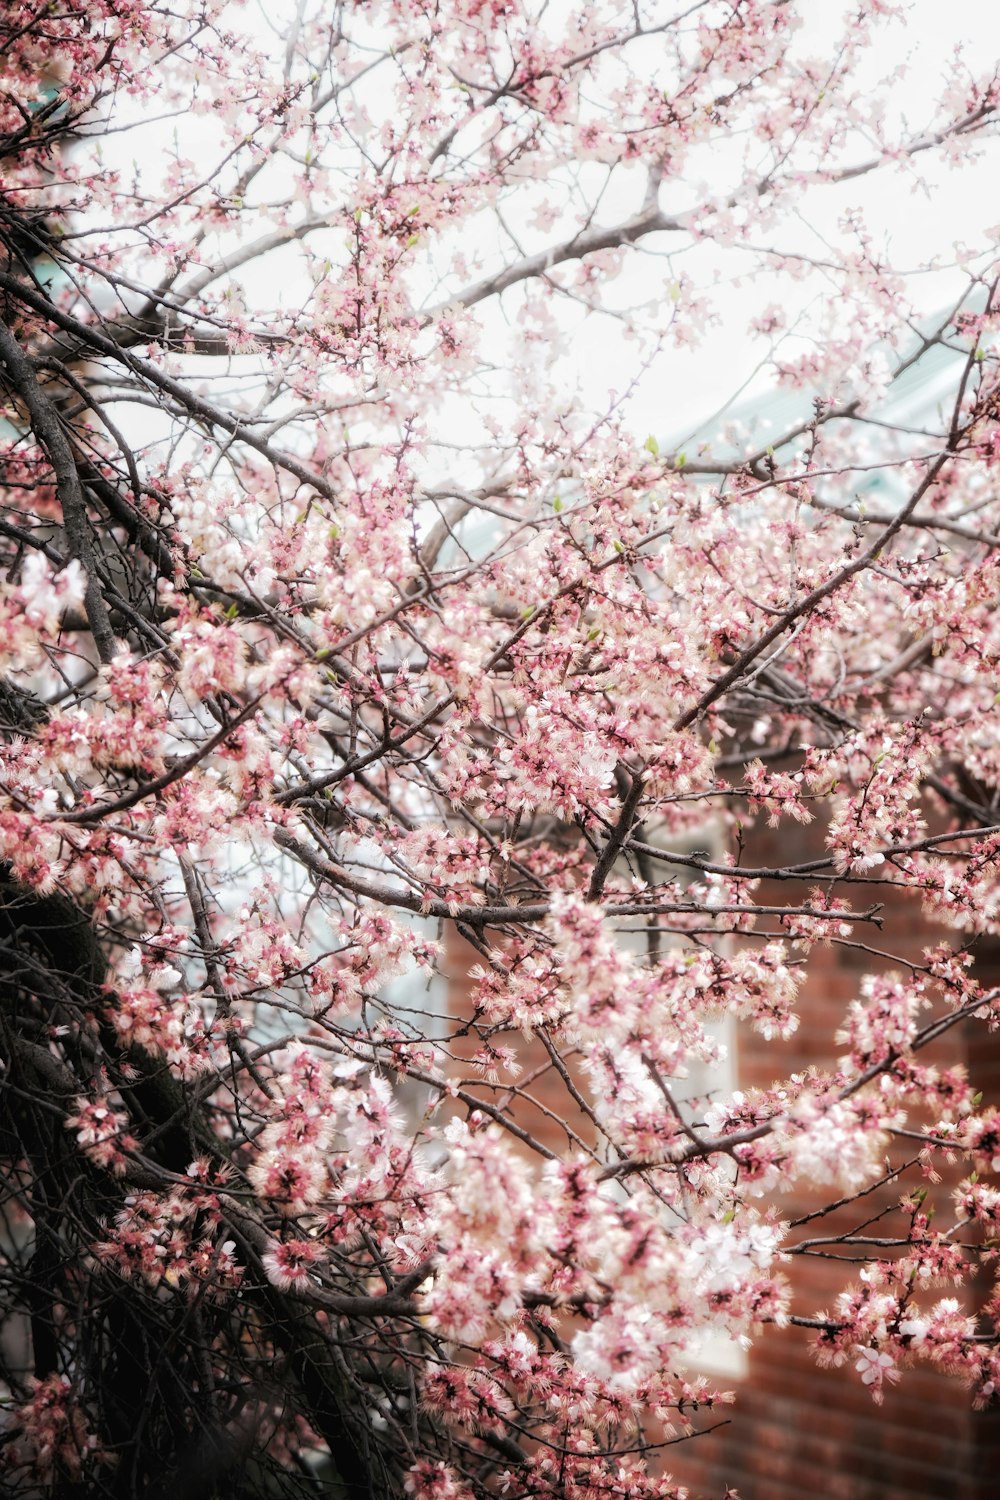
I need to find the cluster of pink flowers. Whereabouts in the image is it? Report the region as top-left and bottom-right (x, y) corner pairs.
(64, 1096), (137, 1176)
(92, 1165), (241, 1295)
(4, 1376), (107, 1485)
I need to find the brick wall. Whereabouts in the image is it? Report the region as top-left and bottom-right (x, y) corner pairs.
(441, 802), (1000, 1497)
(669, 812), (1000, 1499)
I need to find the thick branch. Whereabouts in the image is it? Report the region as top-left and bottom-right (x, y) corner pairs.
(439, 204), (683, 314)
(0, 316), (117, 661)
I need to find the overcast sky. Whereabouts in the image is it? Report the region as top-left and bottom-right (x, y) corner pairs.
(582, 0), (1000, 441)
(89, 0), (1000, 469)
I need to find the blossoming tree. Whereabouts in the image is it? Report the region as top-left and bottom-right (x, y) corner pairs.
(3, 0), (1000, 1494)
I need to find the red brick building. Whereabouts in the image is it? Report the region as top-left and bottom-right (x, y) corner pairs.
(441, 797), (1000, 1499)
(667, 813), (1000, 1500)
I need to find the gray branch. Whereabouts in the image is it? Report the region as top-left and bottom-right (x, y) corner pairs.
(0, 316), (116, 662)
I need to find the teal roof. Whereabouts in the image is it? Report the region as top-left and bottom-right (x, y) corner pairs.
(674, 298), (985, 485)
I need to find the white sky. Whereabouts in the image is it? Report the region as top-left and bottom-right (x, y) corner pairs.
(572, 0), (1000, 439)
(87, 0), (1000, 466)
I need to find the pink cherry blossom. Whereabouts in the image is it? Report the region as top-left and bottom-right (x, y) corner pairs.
(3, 0), (1000, 1494)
